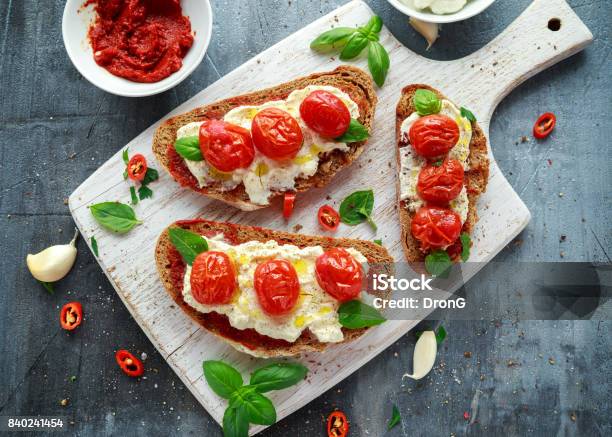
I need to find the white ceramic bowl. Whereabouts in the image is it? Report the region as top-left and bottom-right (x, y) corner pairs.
(386, 0), (496, 24)
(62, 0), (213, 97)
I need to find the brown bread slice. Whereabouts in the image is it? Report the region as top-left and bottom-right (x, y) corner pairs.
(155, 219), (393, 358)
(395, 85), (490, 262)
(153, 66), (377, 211)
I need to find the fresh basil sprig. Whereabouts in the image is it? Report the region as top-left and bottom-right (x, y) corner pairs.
(338, 300), (386, 328)
(175, 136), (203, 161)
(460, 232), (471, 262)
(335, 118), (369, 143)
(424, 250), (451, 277)
(90, 202), (142, 233)
(368, 40), (390, 87)
(388, 404), (401, 430)
(414, 89), (441, 116)
(168, 227), (208, 265)
(203, 360), (308, 437)
(310, 27), (356, 52)
(339, 189), (377, 231)
(460, 106), (477, 122)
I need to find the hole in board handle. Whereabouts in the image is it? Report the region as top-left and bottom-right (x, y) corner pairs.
(548, 18), (561, 31)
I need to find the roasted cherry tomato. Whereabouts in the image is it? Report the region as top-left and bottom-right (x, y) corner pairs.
(327, 410), (349, 437)
(411, 206), (462, 251)
(409, 114), (460, 158)
(190, 251), (237, 305)
(251, 108), (303, 160)
(127, 154), (148, 181)
(283, 192), (296, 219)
(318, 205), (340, 231)
(254, 259), (300, 315)
(60, 302), (83, 331)
(417, 158), (464, 204)
(115, 350), (144, 377)
(533, 112), (556, 139)
(199, 119), (255, 172)
(299, 90), (351, 138)
(315, 248), (363, 302)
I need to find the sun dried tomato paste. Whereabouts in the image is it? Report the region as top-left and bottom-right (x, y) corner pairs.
(86, 0), (194, 83)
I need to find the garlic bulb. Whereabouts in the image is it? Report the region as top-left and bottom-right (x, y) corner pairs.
(409, 17), (439, 50)
(403, 330), (437, 380)
(27, 228), (78, 282)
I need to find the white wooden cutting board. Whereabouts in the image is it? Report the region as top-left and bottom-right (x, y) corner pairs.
(69, 0), (592, 433)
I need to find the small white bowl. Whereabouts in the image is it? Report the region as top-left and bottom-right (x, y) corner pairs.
(62, 0), (213, 97)
(387, 0), (496, 24)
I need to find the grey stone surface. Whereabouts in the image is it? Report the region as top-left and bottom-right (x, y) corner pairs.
(0, 0), (610, 436)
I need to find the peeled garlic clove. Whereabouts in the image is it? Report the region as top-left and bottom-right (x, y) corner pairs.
(403, 330), (437, 380)
(409, 17), (439, 50)
(26, 228), (78, 283)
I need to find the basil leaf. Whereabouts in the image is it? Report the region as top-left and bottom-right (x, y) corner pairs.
(367, 41), (390, 87)
(335, 118), (369, 143)
(175, 136), (203, 161)
(90, 202), (142, 234)
(122, 148), (129, 165)
(338, 300), (386, 329)
(130, 186), (138, 205)
(435, 325), (447, 344)
(38, 280), (54, 294)
(340, 32), (369, 60)
(310, 27), (356, 52)
(230, 388), (276, 426)
(374, 239), (382, 246)
(223, 405), (249, 437)
(203, 360), (243, 399)
(142, 168), (159, 185)
(90, 236), (99, 257)
(425, 250), (452, 277)
(123, 170), (128, 180)
(460, 106), (477, 122)
(339, 189), (377, 231)
(414, 89), (441, 116)
(168, 227), (208, 265)
(249, 363), (308, 393)
(364, 15), (383, 35)
(388, 404), (401, 430)
(460, 232), (471, 262)
(138, 185), (153, 201)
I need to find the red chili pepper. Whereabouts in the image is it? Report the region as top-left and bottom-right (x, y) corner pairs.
(327, 410), (349, 437)
(115, 350), (144, 377)
(318, 205), (340, 231)
(533, 112), (556, 139)
(127, 154), (148, 181)
(60, 302), (83, 331)
(283, 192), (296, 219)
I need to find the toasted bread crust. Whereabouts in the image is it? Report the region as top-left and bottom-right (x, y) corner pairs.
(154, 219), (393, 358)
(395, 84), (490, 262)
(153, 66), (378, 211)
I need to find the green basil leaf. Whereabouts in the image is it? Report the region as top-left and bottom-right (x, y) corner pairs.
(203, 360), (243, 399)
(460, 106), (477, 122)
(123, 170), (128, 180)
(90, 236), (99, 257)
(249, 363), (308, 393)
(339, 189), (377, 231)
(435, 325), (447, 344)
(138, 185), (153, 201)
(174, 136), (203, 161)
(365, 15), (383, 34)
(425, 250), (452, 278)
(142, 167), (159, 186)
(387, 404), (401, 430)
(340, 32), (369, 60)
(130, 186), (138, 205)
(38, 280), (54, 294)
(414, 89), (441, 116)
(310, 27), (356, 52)
(90, 202), (142, 234)
(367, 41), (390, 87)
(338, 300), (386, 329)
(223, 405), (249, 437)
(168, 227), (208, 265)
(230, 388), (276, 426)
(122, 148), (129, 165)
(335, 118), (369, 143)
(374, 239), (382, 246)
(460, 232), (471, 262)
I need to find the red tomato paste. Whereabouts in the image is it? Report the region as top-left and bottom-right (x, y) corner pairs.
(86, 0), (194, 83)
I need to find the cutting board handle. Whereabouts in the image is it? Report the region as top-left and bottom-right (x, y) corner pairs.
(460, 0), (593, 122)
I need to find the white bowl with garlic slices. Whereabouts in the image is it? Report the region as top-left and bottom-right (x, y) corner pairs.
(387, 0), (496, 23)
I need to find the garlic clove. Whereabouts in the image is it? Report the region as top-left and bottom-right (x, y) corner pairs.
(26, 228), (78, 283)
(409, 17), (439, 50)
(403, 330), (437, 380)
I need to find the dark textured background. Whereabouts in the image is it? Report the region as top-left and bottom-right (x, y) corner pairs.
(0, 0), (610, 435)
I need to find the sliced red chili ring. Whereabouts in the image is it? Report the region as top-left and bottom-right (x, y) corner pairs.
(533, 112), (556, 139)
(127, 154), (148, 181)
(318, 205), (340, 231)
(283, 192), (296, 219)
(60, 302), (83, 331)
(327, 410), (349, 437)
(115, 350), (144, 377)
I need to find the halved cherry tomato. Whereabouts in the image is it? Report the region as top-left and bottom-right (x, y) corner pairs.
(409, 114), (460, 158)
(411, 206), (462, 251)
(60, 302), (83, 331)
(315, 248), (363, 302)
(190, 251), (237, 305)
(533, 112), (556, 139)
(199, 119), (255, 172)
(254, 259), (299, 315)
(115, 350), (144, 377)
(283, 192), (296, 219)
(327, 410), (349, 437)
(417, 158), (464, 204)
(318, 205), (340, 231)
(299, 90), (351, 138)
(127, 154), (148, 181)
(251, 108), (303, 160)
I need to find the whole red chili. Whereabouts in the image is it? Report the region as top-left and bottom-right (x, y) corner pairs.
(327, 410), (349, 437)
(115, 350), (144, 377)
(60, 302), (83, 331)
